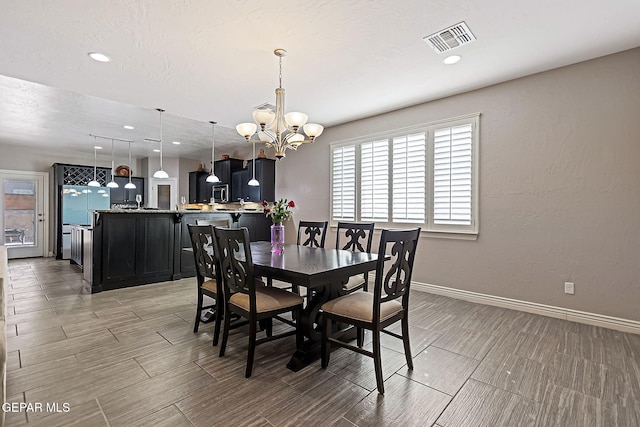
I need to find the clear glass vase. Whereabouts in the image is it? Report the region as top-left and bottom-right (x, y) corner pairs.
(270, 222), (285, 254)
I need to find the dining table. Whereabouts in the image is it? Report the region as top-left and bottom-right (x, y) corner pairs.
(250, 241), (379, 371)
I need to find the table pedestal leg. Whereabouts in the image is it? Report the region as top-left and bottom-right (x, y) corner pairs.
(286, 280), (356, 371)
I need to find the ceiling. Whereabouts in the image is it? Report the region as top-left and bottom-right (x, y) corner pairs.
(1, 0), (639, 162)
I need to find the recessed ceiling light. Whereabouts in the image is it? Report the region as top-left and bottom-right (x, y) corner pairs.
(172, 141), (181, 145)
(153, 149), (161, 152)
(94, 146), (103, 149)
(88, 52), (111, 63)
(123, 125), (134, 130)
(443, 55), (461, 65)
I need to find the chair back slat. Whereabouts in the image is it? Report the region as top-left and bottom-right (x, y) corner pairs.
(213, 227), (258, 309)
(297, 221), (328, 248)
(336, 222), (375, 253)
(374, 228), (421, 310)
(187, 224), (218, 282)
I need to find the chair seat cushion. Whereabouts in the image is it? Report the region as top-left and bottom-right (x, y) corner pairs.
(321, 292), (402, 323)
(230, 286), (303, 313)
(342, 274), (365, 291)
(201, 278), (264, 294)
(200, 279), (218, 293)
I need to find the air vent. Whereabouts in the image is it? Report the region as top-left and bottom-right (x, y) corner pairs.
(254, 102), (276, 110)
(423, 21), (476, 54)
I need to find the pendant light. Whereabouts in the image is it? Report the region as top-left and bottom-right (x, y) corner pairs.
(248, 141), (259, 187)
(206, 121), (220, 183)
(106, 138), (119, 188)
(87, 136), (102, 187)
(153, 108), (169, 179)
(124, 141), (136, 189)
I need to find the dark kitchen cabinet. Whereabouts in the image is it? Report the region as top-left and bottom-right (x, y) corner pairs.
(110, 176), (145, 204)
(232, 158), (275, 202)
(188, 171), (210, 203)
(95, 213), (175, 290)
(214, 158), (244, 184)
(191, 159), (244, 203)
(231, 168), (250, 202)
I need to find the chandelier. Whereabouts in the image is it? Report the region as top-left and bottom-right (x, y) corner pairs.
(236, 49), (324, 159)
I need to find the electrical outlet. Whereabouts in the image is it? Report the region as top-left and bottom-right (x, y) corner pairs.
(564, 281), (575, 295)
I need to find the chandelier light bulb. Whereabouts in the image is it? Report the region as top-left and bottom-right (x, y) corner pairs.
(284, 112), (308, 128)
(303, 123), (324, 138)
(252, 110), (276, 127)
(236, 123), (258, 139)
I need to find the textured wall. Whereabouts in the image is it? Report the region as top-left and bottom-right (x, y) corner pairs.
(276, 47), (640, 321)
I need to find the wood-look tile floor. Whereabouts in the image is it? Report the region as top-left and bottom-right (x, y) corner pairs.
(3, 257), (640, 426)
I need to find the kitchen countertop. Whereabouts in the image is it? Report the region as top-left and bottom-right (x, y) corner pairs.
(93, 209), (264, 214)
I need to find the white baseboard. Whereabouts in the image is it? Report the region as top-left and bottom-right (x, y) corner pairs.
(412, 281), (640, 335)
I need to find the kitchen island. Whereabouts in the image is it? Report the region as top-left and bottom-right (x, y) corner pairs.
(87, 209), (271, 293)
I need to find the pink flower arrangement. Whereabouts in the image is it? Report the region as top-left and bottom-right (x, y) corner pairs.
(262, 198), (296, 224)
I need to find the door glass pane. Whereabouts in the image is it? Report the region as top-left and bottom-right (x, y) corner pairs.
(158, 184), (171, 210)
(4, 179), (36, 247)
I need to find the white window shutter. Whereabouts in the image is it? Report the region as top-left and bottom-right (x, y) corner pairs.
(331, 145), (356, 221)
(392, 133), (426, 222)
(433, 124), (473, 225)
(361, 139), (389, 221)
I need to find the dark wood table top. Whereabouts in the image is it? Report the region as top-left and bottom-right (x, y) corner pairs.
(250, 241), (379, 288)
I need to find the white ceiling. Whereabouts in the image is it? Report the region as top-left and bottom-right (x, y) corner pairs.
(1, 0), (639, 161)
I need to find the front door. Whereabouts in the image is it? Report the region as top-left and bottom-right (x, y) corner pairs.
(0, 170), (48, 259)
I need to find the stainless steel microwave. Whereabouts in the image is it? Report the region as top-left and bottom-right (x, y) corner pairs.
(211, 184), (229, 203)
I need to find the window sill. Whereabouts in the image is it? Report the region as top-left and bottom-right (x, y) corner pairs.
(330, 224), (478, 241)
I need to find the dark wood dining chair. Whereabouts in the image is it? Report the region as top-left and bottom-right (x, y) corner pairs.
(214, 226), (304, 378)
(187, 224), (223, 344)
(321, 227), (421, 394)
(336, 222), (375, 293)
(297, 220), (328, 248)
(291, 220), (329, 295)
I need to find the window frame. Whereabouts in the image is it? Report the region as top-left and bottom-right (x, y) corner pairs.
(329, 113), (480, 237)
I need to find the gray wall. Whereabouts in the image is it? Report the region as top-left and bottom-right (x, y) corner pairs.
(276, 47), (640, 322)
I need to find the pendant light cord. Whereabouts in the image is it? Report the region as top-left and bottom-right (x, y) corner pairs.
(93, 136), (98, 181)
(159, 110), (163, 170)
(128, 142), (133, 183)
(111, 138), (115, 180)
(210, 121), (216, 173)
(252, 142), (256, 180)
